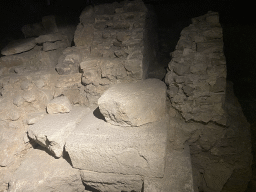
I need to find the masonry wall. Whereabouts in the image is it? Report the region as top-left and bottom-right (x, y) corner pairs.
(165, 11), (252, 192)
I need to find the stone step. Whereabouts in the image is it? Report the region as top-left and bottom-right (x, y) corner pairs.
(65, 107), (169, 178)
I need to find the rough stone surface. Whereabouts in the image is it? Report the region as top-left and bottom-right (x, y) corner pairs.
(71, 0), (158, 105)
(1, 38), (36, 56)
(165, 11), (226, 124)
(98, 78), (167, 126)
(164, 11), (252, 192)
(144, 144), (194, 192)
(65, 108), (168, 177)
(28, 107), (90, 158)
(80, 171), (143, 192)
(55, 48), (82, 75)
(8, 148), (85, 192)
(46, 96), (72, 114)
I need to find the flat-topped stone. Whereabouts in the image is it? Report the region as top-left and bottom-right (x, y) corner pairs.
(47, 96), (72, 114)
(65, 108), (169, 177)
(28, 106), (90, 158)
(98, 78), (167, 127)
(1, 38), (36, 56)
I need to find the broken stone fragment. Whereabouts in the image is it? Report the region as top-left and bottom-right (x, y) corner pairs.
(47, 96), (72, 114)
(98, 78), (167, 127)
(1, 38), (36, 56)
(28, 106), (90, 158)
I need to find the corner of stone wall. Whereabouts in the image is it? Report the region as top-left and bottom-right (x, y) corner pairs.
(165, 11), (252, 192)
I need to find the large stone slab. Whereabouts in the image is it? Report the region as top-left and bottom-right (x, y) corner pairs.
(1, 38), (36, 56)
(8, 148), (85, 192)
(28, 106), (90, 158)
(80, 171), (143, 192)
(65, 108), (169, 177)
(98, 78), (167, 127)
(144, 144), (194, 192)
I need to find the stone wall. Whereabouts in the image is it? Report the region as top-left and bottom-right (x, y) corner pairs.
(66, 0), (158, 105)
(165, 11), (252, 192)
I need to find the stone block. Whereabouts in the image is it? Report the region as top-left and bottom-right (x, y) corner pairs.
(65, 109), (169, 177)
(28, 106), (90, 158)
(74, 23), (94, 47)
(46, 96), (72, 114)
(144, 145), (194, 192)
(98, 79), (167, 127)
(8, 148), (85, 192)
(80, 171), (143, 192)
(55, 52), (81, 75)
(1, 38), (36, 56)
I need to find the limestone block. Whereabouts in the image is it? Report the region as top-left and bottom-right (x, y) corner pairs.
(55, 52), (82, 75)
(74, 23), (94, 47)
(46, 96), (72, 114)
(28, 106), (90, 158)
(8, 148), (85, 192)
(124, 59), (143, 79)
(1, 38), (36, 56)
(144, 145), (194, 192)
(80, 171), (143, 192)
(98, 79), (166, 127)
(65, 109), (168, 177)
(80, 5), (95, 24)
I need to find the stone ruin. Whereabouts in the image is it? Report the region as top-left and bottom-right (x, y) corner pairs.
(0, 1), (252, 192)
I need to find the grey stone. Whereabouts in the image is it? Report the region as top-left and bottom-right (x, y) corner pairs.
(98, 79), (167, 127)
(55, 51), (82, 75)
(74, 23), (94, 47)
(80, 171), (143, 192)
(65, 108), (168, 177)
(46, 96), (72, 114)
(13, 96), (24, 107)
(8, 148), (85, 192)
(144, 145), (194, 192)
(23, 90), (36, 103)
(28, 106), (90, 158)
(1, 38), (36, 56)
